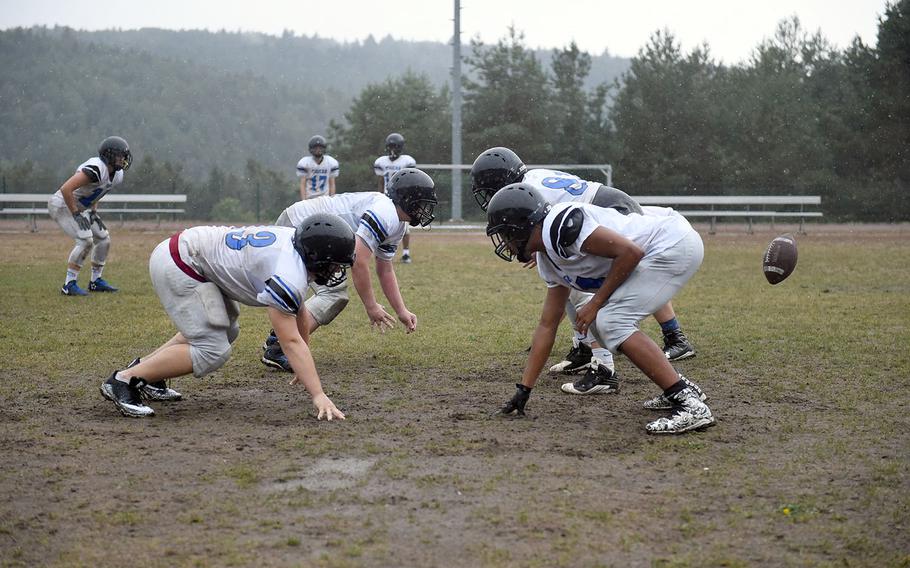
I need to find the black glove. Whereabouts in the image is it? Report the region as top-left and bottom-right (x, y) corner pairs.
(73, 212), (91, 231)
(500, 383), (532, 416)
(89, 210), (106, 231)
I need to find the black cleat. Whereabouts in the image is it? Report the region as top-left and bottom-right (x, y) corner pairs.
(548, 343), (593, 375)
(663, 329), (696, 361)
(560, 360), (620, 395)
(100, 373), (154, 417)
(261, 344), (293, 373)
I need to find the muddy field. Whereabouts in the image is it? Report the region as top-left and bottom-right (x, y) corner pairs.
(1, 221), (908, 567)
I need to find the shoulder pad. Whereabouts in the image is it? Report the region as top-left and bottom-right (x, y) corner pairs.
(81, 164), (101, 183)
(550, 207), (585, 258)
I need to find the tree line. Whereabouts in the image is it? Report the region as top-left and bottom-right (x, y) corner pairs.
(1, 2), (907, 221)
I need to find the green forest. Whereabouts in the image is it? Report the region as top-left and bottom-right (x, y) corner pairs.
(0, 1), (907, 222)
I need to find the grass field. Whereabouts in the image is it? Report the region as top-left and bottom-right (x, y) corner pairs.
(1, 221), (909, 567)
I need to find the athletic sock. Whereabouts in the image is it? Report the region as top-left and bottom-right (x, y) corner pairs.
(572, 330), (586, 348)
(660, 317), (680, 335)
(114, 371), (131, 383)
(592, 347), (614, 371)
(65, 268), (79, 284)
(663, 378), (687, 397)
(402, 248), (410, 256)
(90, 266), (104, 282)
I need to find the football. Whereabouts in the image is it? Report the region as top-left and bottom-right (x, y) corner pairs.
(763, 234), (798, 284)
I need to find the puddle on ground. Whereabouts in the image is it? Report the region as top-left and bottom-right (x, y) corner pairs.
(263, 457), (377, 492)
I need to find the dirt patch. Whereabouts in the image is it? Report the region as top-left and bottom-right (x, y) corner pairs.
(0, 223), (908, 567)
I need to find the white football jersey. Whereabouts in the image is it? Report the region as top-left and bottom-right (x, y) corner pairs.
(521, 168), (601, 205)
(373, 154), (417, 192)
(180, 225), (309, 314)
(281, 193), (406, 261)
(296, 155), (340, 198)
(53, 157), (124, 211)
(536, 202), (693, 291)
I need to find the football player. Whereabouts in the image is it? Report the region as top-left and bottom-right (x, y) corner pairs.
(471, 147), (697, 392)
(100, 214), (354, 420)
(487, 184), (715, 434)
(296, 135), (339, 200)
(261, 167), (438, 372)
(48, 136), (131, 296)
(374, 133), (418, 263)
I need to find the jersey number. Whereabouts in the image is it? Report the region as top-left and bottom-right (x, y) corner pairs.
(225, 230), (277, 250)
(541, 176), (588, 196)
(310, 175), (328, 192)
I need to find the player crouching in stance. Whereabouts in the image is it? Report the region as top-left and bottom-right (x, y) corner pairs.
(487, 184), (715, 435)
(261, 168), (438, 371)
(49, 136), (131, 296)
(100, 214), (354, 420)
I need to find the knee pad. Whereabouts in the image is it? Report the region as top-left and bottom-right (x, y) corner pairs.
(225, 299), (241, 344)
(92, 235), (111, 265)
(68, 237), (94, 267)
(227, 321), (240, 344)
(191, 342), (232, 377)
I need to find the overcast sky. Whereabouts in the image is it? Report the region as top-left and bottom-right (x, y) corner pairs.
(0, 0), (890, 64)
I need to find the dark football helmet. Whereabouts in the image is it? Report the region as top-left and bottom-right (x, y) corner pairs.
(308, 135), (327, 158)
(470, 147), (527, 211)
(385, 133), (405, 159)
(485, 183), (550, 263)
(99, 136), (132, 172)
(294, 213), (356, 287)
(387, 168), (438, 227)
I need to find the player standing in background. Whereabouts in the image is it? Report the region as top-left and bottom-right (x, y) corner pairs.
(261, 168), (438, 372)
(297, 135), (339, 200)
(374, 133), (417, 263)
(48, 136), (130, 296)
(99, 214), (354, 420)
(471, 147), (697, 395)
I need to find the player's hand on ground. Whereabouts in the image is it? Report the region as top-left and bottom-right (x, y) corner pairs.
(499, 384), (532, 416)
(574, 302), (598, 335)
(522, 257), (538, 269)
(73, 212), (91, 231)
(89, 210), (106, 231)
(397, 310), (417, 333)
(312, 393), (345, 421)
(366, 304), (396, 333)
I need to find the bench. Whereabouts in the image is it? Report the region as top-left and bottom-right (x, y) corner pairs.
(632, 195), (822, 234)
(0, 193), (187, 231)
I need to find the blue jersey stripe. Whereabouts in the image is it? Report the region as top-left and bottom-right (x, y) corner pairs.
(271, 275), (301, 310)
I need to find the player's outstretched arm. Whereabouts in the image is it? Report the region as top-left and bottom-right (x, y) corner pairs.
(269, 307), (345, 421)
(350, 238), (396, 332)
(499, 286), (568, 416)
(375, 258), (416, 333)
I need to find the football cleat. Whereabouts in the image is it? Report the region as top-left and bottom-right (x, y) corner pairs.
(262, 330), (279, 351)
(645, 387), (715, 435)
(662, 329), (695, 361)
(125, 357), (182, 401)
(548, 343), (593, 375)
(61, 281), (88, 296)
(261, 344), (293, 373)
(401, 253), (412, 264)
(142, 381), (182, 402)
(560, 359), (619, 395)
(89, 278), (119, 293)
(643, 375), (707, 410)
(100, 373), (154, 417)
